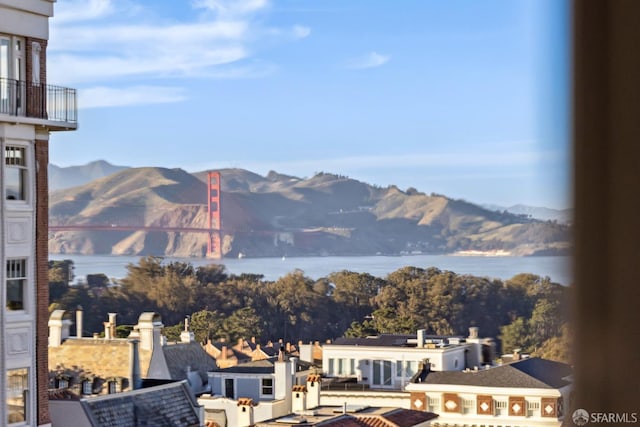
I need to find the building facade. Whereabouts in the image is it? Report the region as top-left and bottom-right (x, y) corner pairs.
(322, 328), (494, 390)
(405, 357), (572, 427)
(1, 1), (77, 425)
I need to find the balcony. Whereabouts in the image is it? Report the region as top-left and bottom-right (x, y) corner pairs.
(0, 77), (77, 130)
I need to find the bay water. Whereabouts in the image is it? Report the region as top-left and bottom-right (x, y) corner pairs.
(50, 254), (571, 286)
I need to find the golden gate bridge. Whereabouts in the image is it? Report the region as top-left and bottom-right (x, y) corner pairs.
(48, 171), (224, 258)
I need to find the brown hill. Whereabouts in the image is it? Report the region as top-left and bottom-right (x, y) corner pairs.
(49, 168), (570, 258)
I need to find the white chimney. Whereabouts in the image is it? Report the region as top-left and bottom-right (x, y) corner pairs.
(48, 310), (71, 347)
(468, 326), (479, 339)
(292, 385), (307, 413)
(417, 329), (426, 348)
(237, 398), (255, 427)
(104, 322), (112, 340)
(108, 312), (117, 337)
(180, 315), (195, 343)
(274, 358), (293, 411)
(306, 375), (321, 409)
(137, 312), (164, 351)
(76, 306), (83, 338)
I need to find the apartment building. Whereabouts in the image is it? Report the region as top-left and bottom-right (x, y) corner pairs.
(1, 1), (77, 425)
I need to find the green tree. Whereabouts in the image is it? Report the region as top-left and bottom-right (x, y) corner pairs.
(189, 309), (224, 342)
(48, 259), (74, 284)
(499, 317), (534, 354)
(222, 307), (263, 342)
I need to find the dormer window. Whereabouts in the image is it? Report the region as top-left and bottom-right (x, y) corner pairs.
(82, 380), (92, 395)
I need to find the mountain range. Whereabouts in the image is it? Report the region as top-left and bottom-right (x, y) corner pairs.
(47, 161), (571, 258)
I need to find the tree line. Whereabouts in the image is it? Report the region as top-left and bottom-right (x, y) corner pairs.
(49, 257), (571, 362)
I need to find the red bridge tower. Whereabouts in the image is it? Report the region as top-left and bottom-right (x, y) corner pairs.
(207, 171), (222, 258)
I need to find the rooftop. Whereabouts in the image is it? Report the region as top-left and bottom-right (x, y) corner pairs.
(330, 334), (467, 349)
(412, 357), (572, 389)
(255, 406), (438, 426)
(55, 380), (201, 427)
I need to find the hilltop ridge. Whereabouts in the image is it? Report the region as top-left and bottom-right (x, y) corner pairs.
(48, 165), (570, 258)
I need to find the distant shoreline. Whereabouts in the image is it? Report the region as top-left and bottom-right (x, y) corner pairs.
(452, 249), (512, 257)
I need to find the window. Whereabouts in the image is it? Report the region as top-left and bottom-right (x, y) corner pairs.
(224, 378), (234, 398)
(462, 398), (475, 414)
(6, 259), (26, 311)
(427, 395), (440, 413)
(0, 35), (25, 115)
(261, 378), (273, 396)
(372, 360), (392, 386)
(396, 360), (418, 377)
(7, 368), (28, 425)
(82, 380), (92, 395)
(5, 146), (27, 201)
(527, 400), (541, 417)
(57, 378), (68, 389)
(335, 358), (355, 376)
(495, 399), (508, 416)
(107, 381), (117, 394)
(328, 358), (335, 376)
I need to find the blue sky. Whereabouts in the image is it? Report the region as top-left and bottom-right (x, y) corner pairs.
(47, 0), (570, 209)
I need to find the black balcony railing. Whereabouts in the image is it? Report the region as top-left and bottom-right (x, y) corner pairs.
(0, 77), (77, 125)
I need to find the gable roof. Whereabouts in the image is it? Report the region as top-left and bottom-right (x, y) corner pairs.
(161, 342), (217, 383)
(419, 357), (572, 389)
(82, 381), (200, 427)
(214, 359), (277, 374)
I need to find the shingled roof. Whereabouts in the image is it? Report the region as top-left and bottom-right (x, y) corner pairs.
(161, 342), (217, 383)
(418, 357), (572, 389)
(82, 381), (200, 427)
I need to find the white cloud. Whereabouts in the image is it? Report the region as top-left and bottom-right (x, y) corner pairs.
(292, 25), (311, 39)
(54, 0), (115, 23)
(79, 86), (187, 109)
(347, 51), (391, 69)
(224, 145), (562, 177)
(48, 0), (308, 106)
(192, 0), (269, 17)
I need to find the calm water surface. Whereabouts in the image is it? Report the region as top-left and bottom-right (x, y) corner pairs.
(50, 254), (571, 285)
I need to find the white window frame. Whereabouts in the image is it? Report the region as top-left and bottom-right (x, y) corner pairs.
(427, 395), (440, 413)
(6, 258), (27, 313)
(260, 377), (274, 397)
(7, 368), (29, 426)
(82, 380), (93, 395)
(4, 145), (29, 203)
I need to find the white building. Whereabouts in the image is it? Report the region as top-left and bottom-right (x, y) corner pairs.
(1, 1), (76, 426)
(322, 328), (494, 390)
(405, 357), (572, 427)
(200, 355), (318, 427)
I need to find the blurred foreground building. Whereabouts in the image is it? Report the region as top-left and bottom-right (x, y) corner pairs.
(0, 1), (77, 425)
